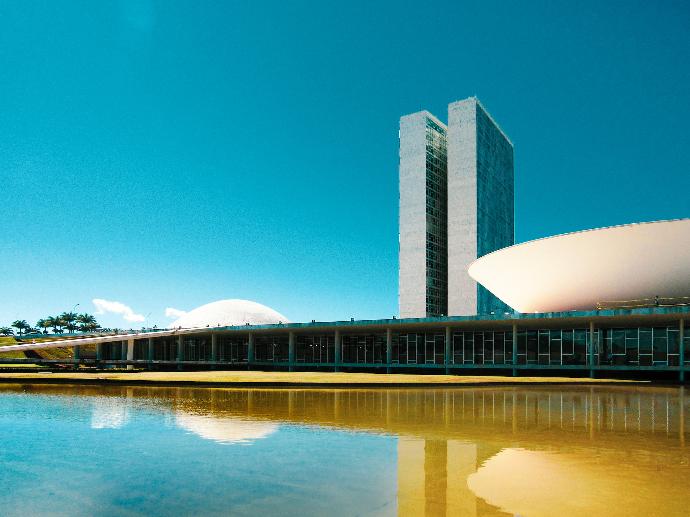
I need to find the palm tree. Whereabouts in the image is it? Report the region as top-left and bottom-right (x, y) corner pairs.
(60, 312), (78, 333)
(77, 313), (98, 332)
(45, 316), (59, 333)
(36, 318), (51, 334)
(11, 320), (29, 336)
(0, 327), (14, 336)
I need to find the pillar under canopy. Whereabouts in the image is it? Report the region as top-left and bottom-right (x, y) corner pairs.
(148, 337), (154, 369)
(334, 330), (341, 372)
(126, 339), (134, 371)
(680, 319), (685, 383)
(288, 332), (295, 372)
(386, 328), (392, 374)
(512, 323), (518, 377)
(444, 327), (451, 374)
(211, 333), (218, 361)
(247, 333), (255, 366)
(589, 321), (596, 378)
(177, 335), (184, 371)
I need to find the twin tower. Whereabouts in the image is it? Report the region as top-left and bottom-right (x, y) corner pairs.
(399, 97), (514, 318)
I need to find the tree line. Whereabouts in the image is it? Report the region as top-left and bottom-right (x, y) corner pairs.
(0, 312), (100, 337)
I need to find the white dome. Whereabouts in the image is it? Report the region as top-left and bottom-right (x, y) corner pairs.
(170, 299), (289, 328)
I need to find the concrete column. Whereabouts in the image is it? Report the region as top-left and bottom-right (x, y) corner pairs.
(247, 333), (254, 365)
(386, 328), (393, 374)
(126, 339), (135, 370)
(147, 338), (154, 369)
(589, 321), (596, 378)
(177, 335), (184, 370)
(96, 343), (103, 361)
(73, 345), (80, 362)
(512, 323), (518, 377)
(211, 333), (218, 363)
(680, 319), (685, 383)
(334, 330), (341, 372)
(444, 327), (452, 374)
(121, 341), (128, 362)
(288, 332), (295, 372)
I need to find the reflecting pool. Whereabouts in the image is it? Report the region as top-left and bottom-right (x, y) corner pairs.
(0, 384), (689, 516)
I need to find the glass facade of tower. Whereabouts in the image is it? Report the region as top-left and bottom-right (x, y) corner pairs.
(425, 117), (448, 316)
(474, 104), (514, 315)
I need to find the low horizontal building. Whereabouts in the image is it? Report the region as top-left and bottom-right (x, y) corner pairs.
(2, 305), (689, 381)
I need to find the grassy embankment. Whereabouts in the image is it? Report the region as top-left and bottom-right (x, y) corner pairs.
(0, 336), (95, 367)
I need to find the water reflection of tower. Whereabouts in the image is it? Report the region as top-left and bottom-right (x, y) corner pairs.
(398, 438), (481, 517)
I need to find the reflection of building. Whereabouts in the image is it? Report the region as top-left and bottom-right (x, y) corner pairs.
(175, 413), (278, 444)
(62, 385), (688, 517)
(90, 395), (131, 429)
(398, 438), (478, 516)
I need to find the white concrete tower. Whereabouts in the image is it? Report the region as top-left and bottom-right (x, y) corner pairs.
(447, 97), (514, 315)
(399, 111), (448, 318)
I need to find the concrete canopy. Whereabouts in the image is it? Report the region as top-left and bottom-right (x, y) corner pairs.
(468, 219), (690, 313)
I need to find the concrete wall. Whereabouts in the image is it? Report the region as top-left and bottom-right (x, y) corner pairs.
(447, 99), (479, 315)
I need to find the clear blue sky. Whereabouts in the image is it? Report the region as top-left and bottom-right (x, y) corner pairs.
(1, 0), (689, 328)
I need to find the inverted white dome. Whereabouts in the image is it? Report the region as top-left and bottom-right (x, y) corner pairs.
(468, 219), (690, 313)
(171, 299), (289, 328)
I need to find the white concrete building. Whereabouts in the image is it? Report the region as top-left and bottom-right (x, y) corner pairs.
(399, 98), (514, 318)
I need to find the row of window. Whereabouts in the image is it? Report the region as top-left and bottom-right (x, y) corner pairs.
(98, 326), (690, 367)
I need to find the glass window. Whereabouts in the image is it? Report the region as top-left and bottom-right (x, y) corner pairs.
(549, 330), (561, 364)
(473, 332), (484, 365)
(626, 328), (639, 364)
(463, 332), (474, 364)
(639, 328), (653, 354)
(574, 330), (587, 363)
(612, 329), (625, 355)
(653, 327), (667, 362)
(526, 331), (538, 363)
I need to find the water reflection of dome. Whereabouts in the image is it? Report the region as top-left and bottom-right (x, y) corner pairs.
(171, 299), (289, 328)
(91, 398), (130, 429)
(467, 448), (685, 517)
(175, 412), (278, 445)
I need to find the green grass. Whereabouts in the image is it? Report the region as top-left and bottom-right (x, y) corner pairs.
(0, 336), (94, 360)
(0, 336), (25, 359)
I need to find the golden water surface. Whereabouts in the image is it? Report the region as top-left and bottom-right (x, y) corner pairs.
(3, 384), (689, 516)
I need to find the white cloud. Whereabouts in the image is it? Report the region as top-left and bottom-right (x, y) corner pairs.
(93, 298), (145, 323)
(165, 307), (187, 319)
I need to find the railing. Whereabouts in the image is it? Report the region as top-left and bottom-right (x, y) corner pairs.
(596, 296), (690, 310)
(12, 327), (172, 341)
